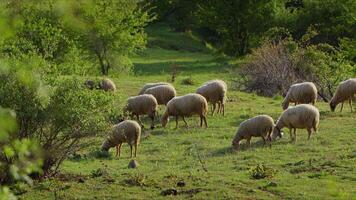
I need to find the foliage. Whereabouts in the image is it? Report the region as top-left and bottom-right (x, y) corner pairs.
(72, 0), (153, 75)
(239, 27), (355, 98)
(0, 70), (116, 176)
(249, 164), (276, 179)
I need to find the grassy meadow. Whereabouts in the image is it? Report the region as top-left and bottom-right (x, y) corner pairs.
(19, 24), (356, 200)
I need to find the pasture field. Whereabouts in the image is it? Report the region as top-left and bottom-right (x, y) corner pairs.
(20, 24), (356, 200)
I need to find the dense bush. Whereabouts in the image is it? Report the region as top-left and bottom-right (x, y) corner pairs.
(239, 28), (355, 99)
(0, 70), (117, 176)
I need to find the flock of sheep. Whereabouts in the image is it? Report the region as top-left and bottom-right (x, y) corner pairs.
(85, 78), (356, 158)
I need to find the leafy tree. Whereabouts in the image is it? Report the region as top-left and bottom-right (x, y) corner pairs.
(72, 0), (152, 75)
(196, 0), (277, 56)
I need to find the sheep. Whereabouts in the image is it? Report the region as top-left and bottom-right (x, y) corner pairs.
(138, 82), (171, 95)
(162, 93), (208, 128)
(99, 78), (116, 92)
(232, 115), (275, 150)
(144, 84), (177, 105)
(123, 94), (158, 129)
(329, 78), (356, 112)
(101, 120), (141, 158)
(84, 79), (96, 90)
(271, 104), (319, 143)
(196, 80), (227, 116)
(281, 82), (317, 110)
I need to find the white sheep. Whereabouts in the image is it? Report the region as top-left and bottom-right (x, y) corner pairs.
(196, 80), (227, 116)
(138, 82), (171, 95)
(232, 115), (274, 150)
(144, 84), (177, 105)
(271, 104), (319, 143)
(123, 94), (158, 129)
(99, 78), (116, 92)
(101, 120), (141, 158)
(162, 93), (208, 128)
(282, 82), (317, 110)
(329, 78), (356, 112)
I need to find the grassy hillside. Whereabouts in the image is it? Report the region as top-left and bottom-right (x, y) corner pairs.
(20, 24), (356, 200)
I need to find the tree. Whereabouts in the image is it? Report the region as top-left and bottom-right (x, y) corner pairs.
(196, 0), (277, 56)
(73, 0), (152, 75)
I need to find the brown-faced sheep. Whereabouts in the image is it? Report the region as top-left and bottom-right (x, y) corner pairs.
(138, 82), (171, 95)
(101, 120), (141, 158)
(162, 93), (208, 128)
(99, 78), (116, 92)
(196, 80), (227, 116)
(123, 94), (158, 129)
(271, 104), (319, 143)
(329, 78), (356, 112)
(282, 82), (317, 110)
(232, 115), (275, 150)
(144, 84), (177, 105)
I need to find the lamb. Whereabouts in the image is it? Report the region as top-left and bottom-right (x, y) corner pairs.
(101, 120), (141, 158)
(123, 94), (158, 129)
(329, 78), (356, 112)
(196, 80), (227, 116)
(138, 82), (171, 95)
(232, 115), (275, 150)
(281, 82), (317, 110)
(144, 84), (177, 105)
(99, 78), (116, 92)
(162, 93), (208, 128)
(271, 104), (319, 143)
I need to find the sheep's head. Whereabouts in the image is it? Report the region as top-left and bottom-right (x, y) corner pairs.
(329, 101), (336, 112)
(271, 126), (284, 141)
(101, 140), (114, 152)
(84, 80), (96, 90)
(281, 100), (289, 110)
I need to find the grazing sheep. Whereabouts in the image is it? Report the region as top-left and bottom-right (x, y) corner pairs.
(329, 78), (356, 112)
(232, 115), (275, 150)
(144, 84), (177, 105)
(271, 104), (319, 143)
(162, 93), (208, 128)
(99, 78), (116, 92)
(123, 94), (158, 129)
(138, 82), (171, 95)
(282, 82), (317, 110)
(84, 79), (96, 90)
(196, 80), (227, 116)
(101, 120), (141, 158)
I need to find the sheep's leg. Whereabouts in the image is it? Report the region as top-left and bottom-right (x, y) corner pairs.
(211, 104), (216, 116)
(134, 143), (138, 157)
(349, 98), (353, 112)
(150, 114), (155, 129)
(340, 102), (344, 112)
(182, 116), (189, 128)
(246, 138), (251, 149)
(200, 115), (203, 127)
(175, 116), (179, 129)
(130, 145), (133, 158)
(307, 128), (312, 140)
(116, 143), (122, 158)
(289, 128), (293, 142)
(222, 103), (225, 116)
(203, 115), (208, 128)
(293, 128), (297, 143)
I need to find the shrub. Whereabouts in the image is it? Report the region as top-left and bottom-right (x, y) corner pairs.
(239, 27), (355, 99)
(181, 76), (195, 85)
(0, 71), (116, 177)
(249, 164), (276, 179)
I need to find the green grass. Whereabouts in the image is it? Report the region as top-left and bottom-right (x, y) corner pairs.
(20, 24), (356, 200)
